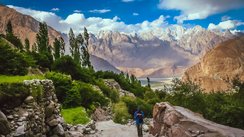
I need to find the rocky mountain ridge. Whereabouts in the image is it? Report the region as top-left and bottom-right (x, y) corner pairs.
(183, 36), (244, 92)
(89, 27), (237, 77)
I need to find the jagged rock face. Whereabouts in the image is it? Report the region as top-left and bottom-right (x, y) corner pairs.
(0, 5), (62, 46)
(183, 36), (244, 92)
(89, 26), (234, 77)
(150, 102), (244, 137)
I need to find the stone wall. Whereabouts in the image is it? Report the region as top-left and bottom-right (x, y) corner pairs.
(149, 102), (244, 137)
(0, 79), (96, 137)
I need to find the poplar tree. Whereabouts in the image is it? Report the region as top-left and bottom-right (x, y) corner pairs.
(82, 27), (92, 68)
(24, 38), (30, 52)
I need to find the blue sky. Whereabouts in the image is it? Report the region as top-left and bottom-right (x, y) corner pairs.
(1, 0), (244, 34)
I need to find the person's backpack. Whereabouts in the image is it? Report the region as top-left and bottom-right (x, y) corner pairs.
(137, 111), (143, 123)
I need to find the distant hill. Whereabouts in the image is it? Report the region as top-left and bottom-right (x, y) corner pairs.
(0, 5), (62, 46)
(90, 55), (120, 73)
(183, 36), (244, 92)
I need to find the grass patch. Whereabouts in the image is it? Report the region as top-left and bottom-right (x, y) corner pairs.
(0, 75), (44, 83)
(61, 107), (90, 125)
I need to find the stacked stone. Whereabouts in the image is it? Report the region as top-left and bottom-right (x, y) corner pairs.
(41, 80), (65, 137)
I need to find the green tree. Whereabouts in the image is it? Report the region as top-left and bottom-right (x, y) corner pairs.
(5, 21), (23, 50)
(69, 28), (81, 65)
(6, 21), (13, 35)
(81, 27), (92, 68)
(53, 38), (61, 59)
(60, 37), (65, 56)
(147, 77), (151, 88)
(24, 38), (30, 52)
(36, 22), (53, 70)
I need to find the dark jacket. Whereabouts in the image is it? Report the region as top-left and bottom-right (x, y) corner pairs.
(134, 110), (144, 125)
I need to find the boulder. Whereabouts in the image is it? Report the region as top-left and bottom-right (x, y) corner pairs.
(14, 124), (25, 137)
(150, 102), (244, 137)
(0, 111), (11, 135)
(52, 124), (64, 136)
(47, 119), (59, 127)
(24, 96), (34, 104)
(45, 101), (55, 118)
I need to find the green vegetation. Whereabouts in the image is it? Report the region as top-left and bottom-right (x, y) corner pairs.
(61, 107), (90, 124)
(113, 101), (130, 124)
(0, 75), (44, 83)
(160, 78), (244, 129)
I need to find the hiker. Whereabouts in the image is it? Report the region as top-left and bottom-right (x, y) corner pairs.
(134, 107), (144, 137)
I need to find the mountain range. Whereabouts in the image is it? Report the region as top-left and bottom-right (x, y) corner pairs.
(0, 5), (241, 78)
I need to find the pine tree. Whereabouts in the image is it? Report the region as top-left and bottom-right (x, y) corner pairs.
(5, 21), (23, 50)
(81, 27), (92, 68)
(36, 22), (49, 54)
(147, 77), (151, 88)
(35, 22), (53, 70)
(53, 38), (61, 59)
(24, 38), (30, 52)
(69, 28), (76, 57)
(6, 21), (13, 35)
(59, 37), (65, 56)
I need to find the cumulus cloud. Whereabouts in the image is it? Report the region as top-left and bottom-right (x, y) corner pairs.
(158, 0), (244, 23)
(208, 20), (244, 30)
(89, 9), (111, 13)
(133, 12), (139, 16)
(73, 10), (81, 13)
(51, 8), (59, 11)
(7, 5), (168, 35)
(122, 0), (134, 2)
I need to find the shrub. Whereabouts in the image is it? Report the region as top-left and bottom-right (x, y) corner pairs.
(113, 101), (131, 124)
(0, 44), (31, 75)
(45, 72), (72, 103)
(0, 83), (29, 108)
(95, 79), (119, 103)
(61, 107), (90, 125)
(52, 56), (95, 82)
(64, 81), (109, 108)
(121, 96), (153, 117)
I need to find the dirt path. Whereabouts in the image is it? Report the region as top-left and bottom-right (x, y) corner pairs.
(87, 120), (154, 137)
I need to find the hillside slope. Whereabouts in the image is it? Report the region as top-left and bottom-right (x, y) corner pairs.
(183, 36), (244, 92)
(0, 5), (62, 46)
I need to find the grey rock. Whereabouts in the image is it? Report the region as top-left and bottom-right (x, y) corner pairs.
(52, 124), (64, 136)
(14, 124), (25, 137)
(65, 131), (83, 137)
(45, 101), (55, 118)
(24, 96), (34, 104)
(47, 119), (59, 127)
(0, 111), (11, 135)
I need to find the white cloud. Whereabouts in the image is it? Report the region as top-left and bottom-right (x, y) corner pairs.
(89, 9), (111, 13)
(7, 5), (169, 35)
(74, 10), (81, 13)
(51, 8), (59, 11)
(133, 12), (139, 16)
(122, 0), (134, 2)
(158, 0), (244, 23)
(208, 20), (244, 30)
(221, 16), (231, 21)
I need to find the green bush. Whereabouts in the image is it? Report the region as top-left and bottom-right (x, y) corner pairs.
(95, 79), (119, 103)
(113, 101), (131, 124)
(164, 79), (244, 129)
(0, 44), (32, 75)
(52, 56), (95, 83)
(0, 83), (29, 108)
(61, 107), (90, 125)
(64, 81), (109, 108)
(121, 96), (153, 117)
(45, 72), (72, 103)
(95, 71), (148, 98)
